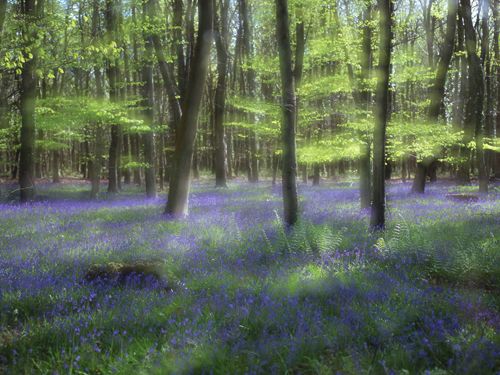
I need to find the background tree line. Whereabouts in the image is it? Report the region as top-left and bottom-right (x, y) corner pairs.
(0, 0), (498, 227)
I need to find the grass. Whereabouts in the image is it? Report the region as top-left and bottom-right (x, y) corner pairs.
(0, 179), (499, 374)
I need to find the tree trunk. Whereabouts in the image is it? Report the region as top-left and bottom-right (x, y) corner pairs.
(51, 150), (60, 183)
(481, 0), (494, 178)
(359, 143), (371, 208)
(214, 0), (229, 187)
(301, 165), (308, 184)
(494, 0), (500, 178)
(239, 0), (259, 182)
(227, 125), (233, 178)
(90, 0), (104, 199)
(424, 0), (437, 70)
(272, 152), (280, 186)
(276, 0), (298, 227)
(19, 0), (43, 203)
(312, 164), (320, 186)
(429, 0), (458, 119)
(149, 0), (181, 185)
(455, 13), (471, 183)
(165, 0), (213, 217)
(105, 0), (120, 194)
(460, 0), (488, 193)
(413, 0), (458, 192)
(172, 0), (187, 103)
(122, 134), (131, 184)
(359, 4), (373, 208)
(370, 0), (393, 230)
(142, 0), (157, 198)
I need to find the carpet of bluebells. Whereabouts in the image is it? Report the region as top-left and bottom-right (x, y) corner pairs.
(0, 179), (499, 374)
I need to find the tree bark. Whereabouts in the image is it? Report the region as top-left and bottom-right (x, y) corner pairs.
(370, 0), (393, 230)
(460, 0), (488, 193)
(51, 150), (60, 183)
(149, 0), (181, 184)
(172, 0), (187, 103)
(493, 0), (500, 178)
(312, 164), (320, 186)
(90, 0), (105, 198)
(276, 0), (298, 227)
(214, 0), (229, 187)
(105, 0), (120, 194)
(19, 0), (43, 203)
(141, 0), (157, 198)
(455, 14), (470, 183)
(359, 4), (373, 208)
(239, 0), (259, 182)
(481, 0), (493, 178)
(412, 0), (458, 193)
(0, 0), (8, 168)
(165, 0), (213, 217)
(428, 0), (458, 119)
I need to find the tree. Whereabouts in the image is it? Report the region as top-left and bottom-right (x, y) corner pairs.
(412, 0), (458, 193)
(494, 0), (500, 179)
(141, 0), (157, 198)
(90, 0), (105, 199)
(214, 0), (230, 188)
(358, 3), (374, 208)
(165, 0), (213, 217)
(460, 0), (488, 193)
(150, 0), (182, 184)
(19, 0), (44, 203)
(105, 0), (121, 194)
(239, 0), (259, 182)
(370, 0), (393, 230)
(276, 0), (298, 227)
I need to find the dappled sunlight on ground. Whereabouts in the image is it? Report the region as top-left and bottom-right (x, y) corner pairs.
(0, 180), (499, 373)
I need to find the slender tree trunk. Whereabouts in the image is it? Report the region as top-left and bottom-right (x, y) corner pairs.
(494, 0), (500, 178)
(460, 0), (488, 193)
(455, 15), (470, 183)
(429, 0), (458, 119)
(214, 0), (229, 187)
(359, 4), (373, 208)
(240, 0), (259, 182)
(413, 0), (458, 193)
(51, 150), (60, 183)
(301, 165), (308, 184)
(165, 0), (213, 217)
(90, 72), (105, 198)
(90, 0), (105, 198)
(424, 0), (436, 70)
(227, 124), (233, 178)
(272, 152), (280, 186)
(173, 0), (187, 102)
(312, 164), (320, 186)
(105, 0), (120, 194)
(370, 0), (393, 230)
(0, 0), (8, 173)
(149, 0), (181, 184)
(122, 135), (131, 184)
(276, 0), (298, 227)
(295, 19), (307, 188)
(359, 143), (371, 207)
(481, 0), (493, 178)
(141, 0), (157, 198)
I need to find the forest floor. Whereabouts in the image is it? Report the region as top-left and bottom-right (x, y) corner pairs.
(0, 179), (499, 374)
